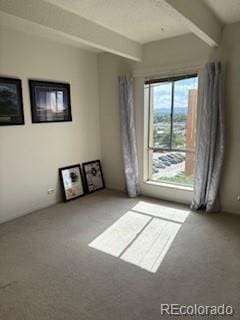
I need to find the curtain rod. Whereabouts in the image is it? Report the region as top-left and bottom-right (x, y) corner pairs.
(145, 73), (198, 84)
(132, 62), (206, 79)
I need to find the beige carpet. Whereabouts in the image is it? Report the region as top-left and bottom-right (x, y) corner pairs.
(0, 190), (240, 319)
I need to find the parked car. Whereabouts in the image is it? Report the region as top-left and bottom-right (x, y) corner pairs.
(165, 154), (175, 159)
(158, 156), (171, 166)
(159, 155), (169, 161)
(173, 156), (183, 162)
(165, 155), (178, 164)
(176, 152), (185, 160)
(153, 159), (166, 169)
(173, 156), (182, 163)
(159, 163), (167, 169)
(173, 154), (184, 161)
(161, 159), (172, 166)
(167, 153), (182, 162)
(152, 166), (159, 174)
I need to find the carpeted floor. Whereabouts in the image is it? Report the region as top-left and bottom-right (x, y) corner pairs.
(0, 190), (240, 319)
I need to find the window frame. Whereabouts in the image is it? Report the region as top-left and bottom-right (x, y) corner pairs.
(145, 73), (198, 185)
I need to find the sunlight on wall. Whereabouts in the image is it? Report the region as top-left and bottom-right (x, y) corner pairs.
(89, 201), (190, 273)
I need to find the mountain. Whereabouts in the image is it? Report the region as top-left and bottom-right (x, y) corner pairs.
(154, 107), (187, 114)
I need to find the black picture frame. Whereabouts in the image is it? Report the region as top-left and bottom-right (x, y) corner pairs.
(82, 160), (105, 193)
(59, 164), (85, 202)
(0, 77), (24, 126)
(29, 80), (72, 123)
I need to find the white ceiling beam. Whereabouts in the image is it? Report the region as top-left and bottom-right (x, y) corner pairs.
(0, 0), (142, 61)
(161, 0), (222, 47)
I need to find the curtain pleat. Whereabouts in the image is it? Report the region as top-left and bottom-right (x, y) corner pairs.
(119, 75), (140, 197)
(191, 62), (225, 212)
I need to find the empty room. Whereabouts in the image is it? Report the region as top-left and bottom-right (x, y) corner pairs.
(0, 0), (240, 319)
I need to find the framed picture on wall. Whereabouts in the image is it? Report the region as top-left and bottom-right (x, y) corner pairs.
(29, 80), (72, 123)
(82, 160), (105, 193)
(59, 164), (85, 201)
(0, 77), (24, 126)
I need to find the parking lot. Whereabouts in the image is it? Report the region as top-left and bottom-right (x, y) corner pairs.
(152, 152), (185, 180)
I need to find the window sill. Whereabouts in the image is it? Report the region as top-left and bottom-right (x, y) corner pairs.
(144, 180), (193, 192)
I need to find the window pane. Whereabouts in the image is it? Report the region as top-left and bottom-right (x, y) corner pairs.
(151, 150), (195, 187)
(152, 83), (172, 148)
(172, 77), (198, 149)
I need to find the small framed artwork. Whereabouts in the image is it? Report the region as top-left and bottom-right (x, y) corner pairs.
(29, 80), (72, 123)
(59, 164), (85, 201)
(0, 77), (24, 126)
(82, 160), (105, 193)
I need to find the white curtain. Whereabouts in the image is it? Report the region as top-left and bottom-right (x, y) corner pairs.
(191, 62), (225, 212)
(119, 75), (140, 197)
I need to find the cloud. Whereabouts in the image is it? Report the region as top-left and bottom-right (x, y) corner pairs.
(151, 77), (198, 110)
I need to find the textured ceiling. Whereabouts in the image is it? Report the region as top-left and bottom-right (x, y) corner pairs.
(46, 0), (190, 43)
(0, 11), (101, 52)
(203, 0), (240, 23)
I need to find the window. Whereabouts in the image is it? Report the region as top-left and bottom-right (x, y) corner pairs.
(145, 74), (198, 187)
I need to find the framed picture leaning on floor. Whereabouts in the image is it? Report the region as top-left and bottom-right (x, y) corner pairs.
(82, 160), (105, 193)
(59, 164), (85, 201)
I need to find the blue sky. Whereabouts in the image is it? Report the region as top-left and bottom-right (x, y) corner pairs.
(152, 77), (198, 111)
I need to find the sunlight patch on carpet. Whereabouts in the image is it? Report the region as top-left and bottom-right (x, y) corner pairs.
(89, 202), (190, 273)
(89, 211), (150, 257)
(132, 201), (190, 223)
(121, 218), (181, 272)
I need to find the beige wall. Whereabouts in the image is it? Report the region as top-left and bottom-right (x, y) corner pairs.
(218, 22), (240, 214)
(134, 34), (213, 205)
(98, 53), (132, 191)
(98, 34), (213, 205)
(1, 23), (240, 222)
(0, 27), (101, 223)
(134, 34), (214, 77)
(98, 29), (240, 213)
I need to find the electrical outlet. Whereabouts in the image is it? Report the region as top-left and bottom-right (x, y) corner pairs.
(47, 188), (54, 195)
(237, 195), (240, 201)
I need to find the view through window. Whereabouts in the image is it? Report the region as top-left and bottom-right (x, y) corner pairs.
(145, 74), (198, 187)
